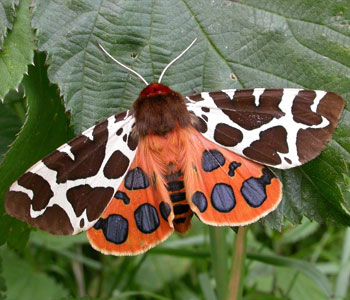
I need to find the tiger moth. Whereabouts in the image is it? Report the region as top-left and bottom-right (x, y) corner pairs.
(4, 39), (345, 255)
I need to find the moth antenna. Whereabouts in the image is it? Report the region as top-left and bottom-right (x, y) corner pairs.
(158, 37), (198, 84)
(98, 42), (149, 86)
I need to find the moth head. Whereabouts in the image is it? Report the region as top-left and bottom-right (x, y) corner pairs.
(139, 83), (172, 98)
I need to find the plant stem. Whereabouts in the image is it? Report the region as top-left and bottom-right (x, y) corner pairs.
(334, 227), (350, 298)
(71, 245), (86, 297)
(209, 227), (229, 300)
(228, 226), (247, 300)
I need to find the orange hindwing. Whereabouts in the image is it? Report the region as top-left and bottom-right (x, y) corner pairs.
(87, 125), (282, 255)
(183, 128), (282, 226)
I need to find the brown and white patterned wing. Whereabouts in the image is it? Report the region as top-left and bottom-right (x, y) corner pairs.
(5, 110), (138, 235)
(186, 89), (345, 169)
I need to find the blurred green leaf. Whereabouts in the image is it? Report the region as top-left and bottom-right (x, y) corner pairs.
(0, 0), (34, 99)
(276, 218), (319, 245)
(0, 0), (18, 49)
(32, 239), (102, 271)
(251, 267), (328, 299)
(110, 291), (171, 300)
(244, 293), (284, 300)
(198, 273), (218, 300)
(173, 282), (201, 300)
(0, 247), (68, 300)
(30, 231), (88, 250)
(248, 252), (331, 296)
(134, 254), (191, 291)
(0, 256), (6, 300)
(61, 298), (101, 300)
(276, 269), (328, 300)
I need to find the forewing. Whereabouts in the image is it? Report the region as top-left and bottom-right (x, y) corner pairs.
(5, 111), (138, 235)
(186, 89), (345, 169)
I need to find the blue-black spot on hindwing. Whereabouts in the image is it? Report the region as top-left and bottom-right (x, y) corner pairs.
(202, 150), (225, 172)
(124, 167), (149, 190)
(241, 167), (275, 207)
(93, 214), (128, 244)
(114, 191), (130, 204)
(211, 183), (236, 212)
(191, 191), (207, 212)
(134, 203), (160, 234)
(228, 161), (241, 177)
(159, 202), (171, 221)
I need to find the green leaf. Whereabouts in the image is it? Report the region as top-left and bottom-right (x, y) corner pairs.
(134, 254), (191, 291)
(248, 252), (331, 296)
(300, 146), (350, 225)
(0, 96), (23, 163)
(0, 256), (6, 300)
(340, 173), (350, 209)
(31, 0), (350, 229)
(0, 0), (18, 49)
(276, 218), (319, 245)
(0, 52), (73, 247)
(0, 0), (35, 99)
(30, 231), (88, 250)
(173, 282), (202, 300)
(198, 273), (218, 300)
(110, 292), (171, 300)
(0, 247), (68, 300)
(30, 232), (102, 271)
(275, 269), (328, 300)
(60, 298), (101, 300)
(244, 293), (285, 300)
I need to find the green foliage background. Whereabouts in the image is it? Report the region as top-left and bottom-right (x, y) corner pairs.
(0, 0), (349, 299)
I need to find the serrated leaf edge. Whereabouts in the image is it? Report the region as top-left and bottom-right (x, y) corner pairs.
(0, 0), (35, 102)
